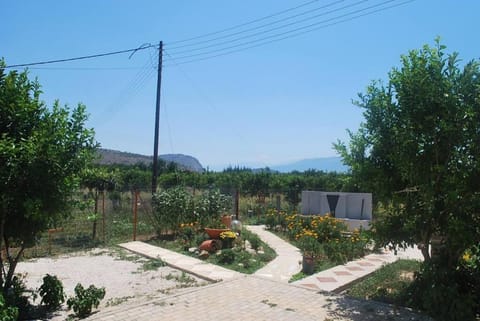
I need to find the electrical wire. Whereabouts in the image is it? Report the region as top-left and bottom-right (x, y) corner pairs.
(163, 0), (412, 66)
(3, 0), (414, 69)
(166, 0), (348, 50)
(165, 0), (322, 45)
(4, 43), (155, 69)
(166, 0), (368, 56)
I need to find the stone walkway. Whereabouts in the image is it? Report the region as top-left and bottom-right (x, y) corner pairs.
(105, 226), (428, 321)
(245, 225), (302, 283)
(119, 241), (241, 282)
(84, 275), (430, 321)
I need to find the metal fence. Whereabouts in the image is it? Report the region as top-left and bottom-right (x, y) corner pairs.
(23, 190), (156, 259)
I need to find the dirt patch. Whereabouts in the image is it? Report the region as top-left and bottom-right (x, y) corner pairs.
(15, 247), (209, 320)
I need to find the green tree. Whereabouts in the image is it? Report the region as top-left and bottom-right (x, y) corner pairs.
(335, 40), (480, 319)
(0, 63), (97, 293)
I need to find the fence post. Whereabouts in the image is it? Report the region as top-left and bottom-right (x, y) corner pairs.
(102, 190), (106, 243)
(133, 191), (139, 241)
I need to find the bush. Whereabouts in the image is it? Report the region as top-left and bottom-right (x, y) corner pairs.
(408, 261), (479, 321)
(0, 293), (18, 321)
(152, 187), (194, 235)
(67, 283), (106, 319)
(39, 274), (65, 310)
(196, 189), (232, 227)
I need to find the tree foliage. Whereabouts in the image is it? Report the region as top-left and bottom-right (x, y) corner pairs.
(335, 40), (480, 319)
(0, 62), (97, 293)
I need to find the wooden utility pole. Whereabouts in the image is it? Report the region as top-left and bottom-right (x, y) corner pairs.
(152, 41), (163, 194)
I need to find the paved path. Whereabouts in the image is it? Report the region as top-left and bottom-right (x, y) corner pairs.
(245, 225), (302, 283)
(111, 227), (428, 321)
(119, 241), (241, 282)
(292, 246), (423, 292)
(85, 275), (430, 321)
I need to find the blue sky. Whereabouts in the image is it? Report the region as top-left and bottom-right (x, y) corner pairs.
(2, 0), (479, 170)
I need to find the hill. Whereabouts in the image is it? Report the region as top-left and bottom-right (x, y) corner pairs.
(96, 148), (204, 172)
(271, 157), (348, 173)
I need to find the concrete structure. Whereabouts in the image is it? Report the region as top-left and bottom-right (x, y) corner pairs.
(301, 191), (372, 230)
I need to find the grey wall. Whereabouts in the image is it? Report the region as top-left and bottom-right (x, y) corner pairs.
(301, 191), (372, 220)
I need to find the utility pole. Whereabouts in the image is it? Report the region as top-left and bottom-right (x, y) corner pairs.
(152, 41), (163, 194)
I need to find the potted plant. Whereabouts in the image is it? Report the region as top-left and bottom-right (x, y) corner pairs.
(296, 231), (320, 275)
(204, 218), (229, 239)
(220, 230), (237, 249)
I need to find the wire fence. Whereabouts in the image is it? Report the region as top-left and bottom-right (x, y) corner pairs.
(20, 189), (292, 259)
(23, 190), (156, 259)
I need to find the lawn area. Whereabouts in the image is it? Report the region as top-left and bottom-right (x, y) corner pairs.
(345, 259), (421, 306)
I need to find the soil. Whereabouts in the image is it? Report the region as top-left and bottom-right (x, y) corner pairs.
(15, 247), (209, 320)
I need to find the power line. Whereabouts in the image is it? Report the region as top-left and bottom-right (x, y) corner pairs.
(165, 0), (322, 45)
(163, 0), (411, 65)
(166, 0), (369, 56)
(4, 43), (155, 69)
(166, 0), (348, 50)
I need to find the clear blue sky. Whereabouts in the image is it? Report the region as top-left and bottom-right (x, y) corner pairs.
(2, 0), (479, 170)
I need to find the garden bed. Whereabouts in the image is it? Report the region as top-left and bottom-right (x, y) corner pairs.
(147, 228), (276, 274)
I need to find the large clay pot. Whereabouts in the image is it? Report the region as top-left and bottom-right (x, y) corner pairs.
(204, 228), (230, 239)
(199, 239), (221, 252)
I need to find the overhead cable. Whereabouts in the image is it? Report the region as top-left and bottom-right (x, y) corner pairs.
(4, 43), (155, 69)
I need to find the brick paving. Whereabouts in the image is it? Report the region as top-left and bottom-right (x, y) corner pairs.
(84, 276), (430, 321)
(104, 226), (430, 321)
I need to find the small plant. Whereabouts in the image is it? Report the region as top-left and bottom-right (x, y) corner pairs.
(67, 283), (106, 318)
(39, 274), (65, 310)
(140, 258), (166, 271)
(217, 249), (236, 264)
(247, 233), (261, 252)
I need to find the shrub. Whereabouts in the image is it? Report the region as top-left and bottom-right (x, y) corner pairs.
(0, 293), (18, 321)
(39, 274), (65, 310)
(67, 283), (106, 318)
(152, 187), (194, 235)
(196, 189), (232, 227)
(408, 262), (479, 321)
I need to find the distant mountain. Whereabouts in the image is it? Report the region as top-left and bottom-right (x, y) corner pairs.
(96, 148), (204, 172)
(271, 157), (348, 173)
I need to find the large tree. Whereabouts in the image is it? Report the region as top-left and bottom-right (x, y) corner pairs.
(0, 62), (97, 293)
(335, 40), (480, 318)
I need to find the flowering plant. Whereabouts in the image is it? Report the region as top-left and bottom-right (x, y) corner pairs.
(220, 230), (237, 240)
(296, 228), (320, 257)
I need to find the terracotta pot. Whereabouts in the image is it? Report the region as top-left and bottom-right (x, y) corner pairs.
(221, 215), (232, 228)
(204, 228), (230, 239)
(199, 239), (221, 252)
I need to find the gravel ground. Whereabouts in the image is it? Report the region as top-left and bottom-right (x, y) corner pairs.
(15, 247), (210, 320)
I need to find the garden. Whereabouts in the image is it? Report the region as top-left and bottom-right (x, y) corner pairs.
(147, 187), (277, 274)
(263, 209), (374, 278)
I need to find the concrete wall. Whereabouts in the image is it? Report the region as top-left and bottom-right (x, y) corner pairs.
(301, 191), (372, 221)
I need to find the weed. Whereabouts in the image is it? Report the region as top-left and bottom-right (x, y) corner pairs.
(105, 296), (134, 307)
(140, 258), (166, 271)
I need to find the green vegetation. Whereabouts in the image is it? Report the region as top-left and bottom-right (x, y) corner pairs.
(0, 293), (18, 321)
(67, 283), (106, 319)
(0, 61), (97, 296)
(346, 260), (421, 305)
(39, 274), (65, 310)
(266, 210), (373, 270)
(335, 39), (480, 320)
